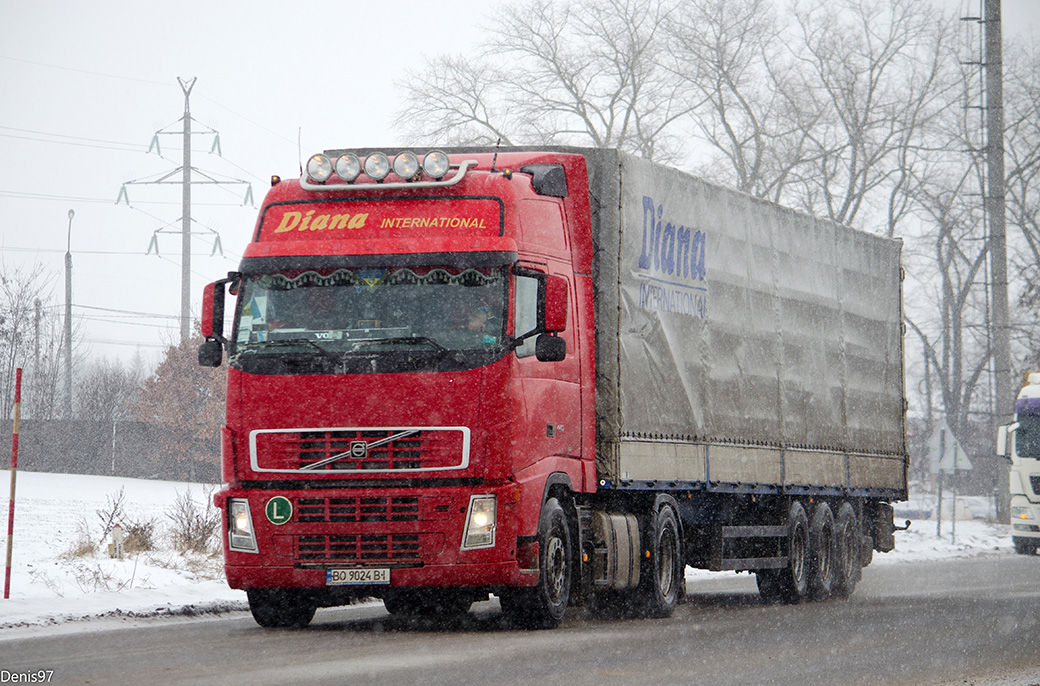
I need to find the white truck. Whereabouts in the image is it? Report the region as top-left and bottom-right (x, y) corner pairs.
(998, 372), (1040, 554)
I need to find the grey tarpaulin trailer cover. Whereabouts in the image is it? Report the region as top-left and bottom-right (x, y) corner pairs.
(583, 149), (906, 498)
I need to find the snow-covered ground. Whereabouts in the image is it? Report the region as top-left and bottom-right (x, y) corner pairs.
(0, 470), (1017, 632)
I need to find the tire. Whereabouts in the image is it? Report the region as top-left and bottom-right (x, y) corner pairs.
(500, 497), (572, 629)
(247, 589), (316, 628)
(383, 589), (473, 616)
(637, 504), (683, 618)
(832, 502), (861, 599)
(757, 500), (810, 604)
(808, 502), (836, 601)
(1013, 537), (1039, 555)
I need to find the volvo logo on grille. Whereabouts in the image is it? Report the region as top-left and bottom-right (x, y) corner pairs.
(350, 441), (368, 458)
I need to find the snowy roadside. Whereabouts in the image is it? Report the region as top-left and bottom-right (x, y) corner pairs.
(0, 470), (1018, 633)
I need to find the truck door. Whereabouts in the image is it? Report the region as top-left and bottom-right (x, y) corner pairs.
(514, 266), (581, 464)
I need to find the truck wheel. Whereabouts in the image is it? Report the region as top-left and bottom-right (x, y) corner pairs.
(637, 504), (683, 618)
(832, 502), (861, 598)
(383, 589), (473, 616)
(247, 589), (316, 628)
(808, 502), (836, 600)
(1012, 537), (1039, 555)
(757, 500), (809, 603)
(500, 497), (572, 629)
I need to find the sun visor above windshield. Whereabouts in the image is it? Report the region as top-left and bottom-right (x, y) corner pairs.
(238, 235), (518, 275)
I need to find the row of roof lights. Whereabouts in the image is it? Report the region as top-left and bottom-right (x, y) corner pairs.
(305, 150), (452, 184)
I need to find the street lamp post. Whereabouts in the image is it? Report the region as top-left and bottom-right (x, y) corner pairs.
(64, 209), (74, 420)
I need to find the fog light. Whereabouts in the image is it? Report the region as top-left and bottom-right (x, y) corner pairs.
(335, 154), (362, 182)
(229, 498), (258, 553)
(306, 154), (333, 183)
(462, 495), (497, 550)
(393, 151), (421, 180)
(423, 150), (450, 179)
(364, 153), (391, 181)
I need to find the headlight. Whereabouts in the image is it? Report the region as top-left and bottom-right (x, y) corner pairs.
(393, 151), (421, 180)
(335, 154), (362, 182)
(229, 498), (258, 553)
(364, 152), (391, 181)
(1012, 506), (1035, 520)
(306, 154), (333, 183)
(423, 150), (450, 179)
(462, 495), (497, 550)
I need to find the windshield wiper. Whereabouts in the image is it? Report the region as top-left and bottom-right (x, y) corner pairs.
(347, 336), (448, 353)
(245, 338), (343, 367)
(300, 429), (420, 470)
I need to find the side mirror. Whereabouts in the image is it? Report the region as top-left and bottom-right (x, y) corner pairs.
(544, 275), (568, 333)
(201, 281), (226, 342)
(198, 338), (223, 367)
(997, 422), (1019, 463)
(535, 334), (566, 362)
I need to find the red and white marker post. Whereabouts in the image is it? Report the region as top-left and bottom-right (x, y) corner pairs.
(4, 368), (22, 600)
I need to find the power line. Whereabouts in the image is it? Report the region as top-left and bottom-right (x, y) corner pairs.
(0, 189), (248, 206)
(74, 304), (180, 320)
(0, 55), (172, 87)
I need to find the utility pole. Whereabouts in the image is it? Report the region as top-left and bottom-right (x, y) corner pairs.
(64, 209), (74, 419)
(117, 77), (252, 343)
(985, 0), (1012, 519)
(180, 77), (195, 342)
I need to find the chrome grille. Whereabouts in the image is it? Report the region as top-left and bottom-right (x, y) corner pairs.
(296, 534), (421, 563)
(251, 427), (469, 473)
(296, 496), (419, 523)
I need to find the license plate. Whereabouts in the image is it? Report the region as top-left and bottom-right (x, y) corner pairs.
(326, 568), (390, 586)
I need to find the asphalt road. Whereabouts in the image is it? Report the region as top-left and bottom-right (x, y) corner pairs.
(2, 556), (1039, 686)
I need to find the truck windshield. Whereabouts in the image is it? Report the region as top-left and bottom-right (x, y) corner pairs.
(1017, 413), (1040, 459)
(229, 266), (508, 374)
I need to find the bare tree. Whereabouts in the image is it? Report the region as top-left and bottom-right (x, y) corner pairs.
(396, 0), (689, 162)
(1005, 45), (1040, 348)
(664, 0), (814, 201)
(785, 0), (957, 235)
(77, 357), (141, 424)
(0, 261), (70, 421)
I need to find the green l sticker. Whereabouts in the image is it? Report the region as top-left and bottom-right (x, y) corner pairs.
(265, 496), (293, 525)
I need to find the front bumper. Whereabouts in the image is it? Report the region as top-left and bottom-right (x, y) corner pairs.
(1010, 496), (1040, 538)
(214, 482), (536, 591)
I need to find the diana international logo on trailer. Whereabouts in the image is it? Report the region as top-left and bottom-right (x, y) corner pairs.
(635, 196), (708, 319)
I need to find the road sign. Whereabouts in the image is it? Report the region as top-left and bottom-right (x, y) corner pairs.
(928, 421), (973, 473)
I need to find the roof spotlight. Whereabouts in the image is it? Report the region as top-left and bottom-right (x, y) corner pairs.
(306, 154), (333, 183)
(422, 150), (451, 179)
(335, 154), (362, 182)
(393, 151), (421, 180)
(364, 153), (391, 181)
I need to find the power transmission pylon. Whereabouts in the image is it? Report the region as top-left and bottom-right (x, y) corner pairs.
(117, 77), (253, 341)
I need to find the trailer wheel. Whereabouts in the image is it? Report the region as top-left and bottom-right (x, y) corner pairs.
(757, 500), (809, 603)
(832, 502), (862, 598)
(499, 497), (572, 629)
(383, 589), (473, 616)
(808, 502), (836, 600)
(637, 504), (683, 618)
(247, 589), (316, 628)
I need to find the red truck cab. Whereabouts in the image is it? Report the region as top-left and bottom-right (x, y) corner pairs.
(202, 149), (597, 627)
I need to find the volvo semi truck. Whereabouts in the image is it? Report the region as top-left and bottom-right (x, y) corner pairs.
(199, 146), (908, 628)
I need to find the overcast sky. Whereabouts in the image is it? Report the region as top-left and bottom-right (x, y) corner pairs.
(1, 0), (1037, 368)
